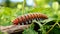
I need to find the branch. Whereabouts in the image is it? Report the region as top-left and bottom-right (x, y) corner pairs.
(0, 25), (30, 34)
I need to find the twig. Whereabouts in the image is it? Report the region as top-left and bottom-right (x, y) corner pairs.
(57, 23), (60, 28)
(0, 25), (30, 34)
(46, 21), (58, 34)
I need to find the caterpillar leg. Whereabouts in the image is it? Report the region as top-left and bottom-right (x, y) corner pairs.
(12, 13), (48, 25)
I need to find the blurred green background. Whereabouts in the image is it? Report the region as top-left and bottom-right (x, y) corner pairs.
(0, 0), (60, 34)
(0, 0), (60, 26)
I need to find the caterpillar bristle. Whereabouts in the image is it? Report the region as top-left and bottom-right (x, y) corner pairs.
(12, 13), (48, 25)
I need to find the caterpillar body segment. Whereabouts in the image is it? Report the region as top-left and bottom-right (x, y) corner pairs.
(12, 13), (48, 25)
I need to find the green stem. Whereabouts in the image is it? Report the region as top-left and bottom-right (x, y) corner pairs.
(57, 23), (60, 28)
(22, 0), (26, 15)
(46, 20), (58, 34)
(33, 0), (37, 7)
(33, 20), (46, 34)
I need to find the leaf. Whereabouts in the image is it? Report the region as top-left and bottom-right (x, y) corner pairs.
(32, 20), (46, 34)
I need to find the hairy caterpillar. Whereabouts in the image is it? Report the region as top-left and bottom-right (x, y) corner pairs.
(12, 13), (48, 25)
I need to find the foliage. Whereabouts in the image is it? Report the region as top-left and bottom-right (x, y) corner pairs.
(23, 22), (38, 34)
(0, 0), (60, 34)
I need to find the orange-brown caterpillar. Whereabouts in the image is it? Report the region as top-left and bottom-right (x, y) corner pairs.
(12, 13), (48, 25)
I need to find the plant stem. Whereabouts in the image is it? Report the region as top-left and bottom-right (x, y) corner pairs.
(46, 20), (58, 34)
(33, 20), (46, 34)
(57, 23), (60, 28)
(22, 0), (26, 15)
(34, 0), (37, 7)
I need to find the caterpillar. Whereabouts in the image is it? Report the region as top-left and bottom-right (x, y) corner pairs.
(12, 13), (48, 25)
